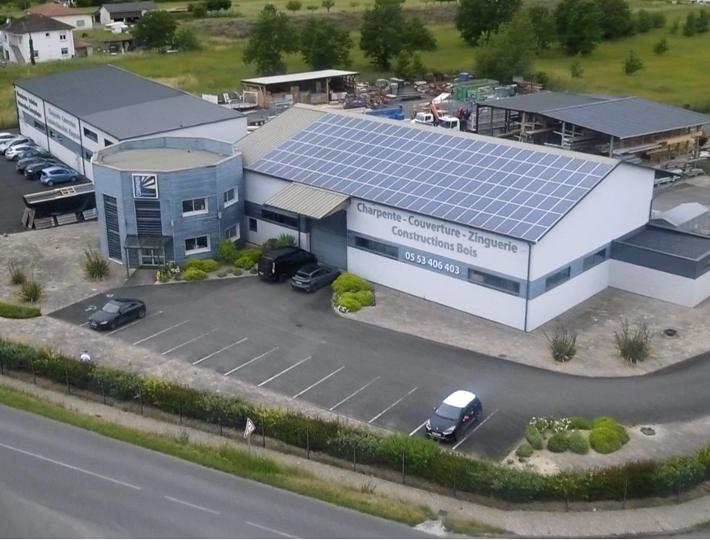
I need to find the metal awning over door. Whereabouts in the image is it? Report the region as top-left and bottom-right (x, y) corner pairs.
(264, 184), (350, 219)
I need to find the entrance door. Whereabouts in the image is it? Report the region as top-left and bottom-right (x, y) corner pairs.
(310, 210), (348, 269)
(139, 248), (164, 267)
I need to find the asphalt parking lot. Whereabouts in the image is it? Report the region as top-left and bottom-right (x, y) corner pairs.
(51, 278), (527, 458)
(0, 148), (90, 234)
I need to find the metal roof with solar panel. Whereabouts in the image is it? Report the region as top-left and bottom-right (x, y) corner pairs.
(250, 113), (617, 243)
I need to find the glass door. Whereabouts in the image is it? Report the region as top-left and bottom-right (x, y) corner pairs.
(139, 248), (164, 267)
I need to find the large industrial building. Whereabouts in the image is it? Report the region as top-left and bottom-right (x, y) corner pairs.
(14, 65), (247, 181)
(82, 102), (710, 331)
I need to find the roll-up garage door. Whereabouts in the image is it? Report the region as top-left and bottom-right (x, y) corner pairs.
(310, 210), (347, 269)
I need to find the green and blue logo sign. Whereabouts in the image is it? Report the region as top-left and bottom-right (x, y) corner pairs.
(132, 173), (158, 199)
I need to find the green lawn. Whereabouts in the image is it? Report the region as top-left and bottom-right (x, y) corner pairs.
(0, 1), (706, 128)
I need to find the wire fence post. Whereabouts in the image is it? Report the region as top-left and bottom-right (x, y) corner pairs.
(353, 445), (357, 472)
(452, 469), (457, 498)
(261, 424), (265, 448)
(30, 359), (36, 384)
(401, 453), (406, 484)
(100, 378), (106, 404)
(306, 429), (310, 460)
(623, 477), (628, 509)
(139, 385), (144, 415)
(219, 415), (223, 437)
(179, 401), (183, 425)
(65, 367), (70, 394)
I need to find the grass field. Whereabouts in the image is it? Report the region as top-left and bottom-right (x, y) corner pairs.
(0, 1), (706, 127)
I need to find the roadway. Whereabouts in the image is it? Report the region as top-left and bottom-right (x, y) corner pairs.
(51, 279), (710, 459)
(0, 404), (429, 539)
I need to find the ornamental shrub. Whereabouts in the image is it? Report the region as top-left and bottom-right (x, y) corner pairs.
(589, 427), (624, 454)
(18, 279), (44, 302)
(234, 256), (253, 269)
(353, 290), (375, 307)
(569, 417), (592, 430)
(592, 417), (629, 444)
(183, 259), (220, 273)
(525, 425), (544, 450)
(516, 442), (534, 458)
(262, 238), (279, 252)
(336, 292), (362, 313)
(567, 431), (590, 454)
(8, 261), (26, 285)
(547, 432), (569, 453)
(183, 268), (208, 281)
(217, 239), (238, 263)
(235, 248), (261, 266)
(653, 457), (706, 495)
(332, 273), (370, 294)
(83, 245), (111, 281)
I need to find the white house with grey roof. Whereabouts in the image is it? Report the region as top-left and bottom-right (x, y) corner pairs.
(14, 65), (247, 180)
(2, 14), (74, 64)
(235, 105), (710, 331)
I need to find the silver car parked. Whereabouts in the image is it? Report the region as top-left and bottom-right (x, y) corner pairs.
(291, 263), (340, 292)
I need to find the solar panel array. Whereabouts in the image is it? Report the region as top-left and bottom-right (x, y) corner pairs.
(251, 114), (615, 242)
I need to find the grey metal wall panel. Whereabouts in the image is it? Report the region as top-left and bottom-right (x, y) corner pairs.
(310, 210), (348, 269)
(104, 195), (122, 260)
(611, 241), (697, 278)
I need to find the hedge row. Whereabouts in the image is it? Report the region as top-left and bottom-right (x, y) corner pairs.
(0, 301), (41, 319)
(1, 337), (709, 504)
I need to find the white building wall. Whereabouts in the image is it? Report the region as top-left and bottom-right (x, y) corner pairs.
(16, 88), (48, 148)
(527, 261), (610, 330)
(54, 14), (93, 29)
(78, 121), (118, 181)
(29, 30), (74, 62)
(348, 248), (527, 329)
(243, 171), (300, 245)
(347, 200), (529, 279)
(44, 102), (83, 173)
(99, 7), (112, 25)
(530, 163), (654, 279)
(159, 117), (248, 144)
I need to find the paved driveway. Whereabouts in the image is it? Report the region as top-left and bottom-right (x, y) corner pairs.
(50, 278), (710, 459)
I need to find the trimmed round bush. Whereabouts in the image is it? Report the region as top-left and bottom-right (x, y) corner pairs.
(184, 258), (220, 273)
(353, 290), (374, 307)
(332, 273), (371, 295)
(217, 239), (238, 263)
(249, 266), (257, 274)
(569, 417), (592, 430)
(568, 431), (590, 454)
(516, 442), (534, 458)
(234, 256), (253, 269)
(525, 425), (544, 450)
(233, 268), (244, 276)
(592, 417), (629, 444)
(217, 271), (228, 278)
(183, 268), (208, 281)
(589, 427), (625, 454)
(547, 432), (569, 453)
(336, 292), (362, 313)
(235, 248), (261, 266)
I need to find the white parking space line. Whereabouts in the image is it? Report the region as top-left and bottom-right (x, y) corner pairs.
(79, 322), (89, 327)
(223, 347), (279, 376)
(292, 366), (345, 399)
(0, 441), (141, 491)
(133, 320), (189, 345)
(162, 329), (219, 355)
(107, 311), (163, 335)
(192, 338), (248, 365)
(245, 521), (299, 539)
(163, 496), (220, 515)
(452, 408), (499, 451)
(409, 421), (428, 437)
(329, 376), (380, 411)
(368, 387), (419, 424)
(257, 357), (311, 387)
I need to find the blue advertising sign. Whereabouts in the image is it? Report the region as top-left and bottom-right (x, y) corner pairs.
(133, 173), (159, 199)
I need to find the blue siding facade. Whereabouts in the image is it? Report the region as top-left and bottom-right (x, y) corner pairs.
(93, 137), (244, 266)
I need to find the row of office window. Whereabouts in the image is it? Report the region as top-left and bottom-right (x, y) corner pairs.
(182, 189), (238, 217)
(82, 127), (114, 148)
(544, 248), (607, 292)
(183, 224), (241, 256)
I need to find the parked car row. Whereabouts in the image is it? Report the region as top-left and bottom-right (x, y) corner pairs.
(0, 132), (81, 186)
(257, 247), (340, 292)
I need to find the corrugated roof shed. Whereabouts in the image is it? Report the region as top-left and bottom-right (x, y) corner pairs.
(264, 183), (350, 219)
(484, 92), (606, 114)
(242, 70), (359, 87)
(15, 65), (242, 140)
(102, 1), (156, 12)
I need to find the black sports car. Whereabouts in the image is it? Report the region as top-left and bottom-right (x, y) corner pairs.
(88, 298), (146, 331)
(24, 159), (59, 180)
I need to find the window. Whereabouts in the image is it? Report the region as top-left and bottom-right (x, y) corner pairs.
(83, 128), (98, 142)
(182, 197), (208, 216)
(354, 235), (398, 259)
(225, 223), (240, 241)
(59, 34), (67, 41)
(77, 19), (85, 27)
(45, 32), (50, 37)
(185, 236), (210, 255)
(33, 120), (46, 132)
(104, 139), (113, 147)
(223, 187), (237, 207)
(468, 269), (520, 295)
(61, 48), (68, 55)
(248, 218), (257, 232)
(32, 50), (38, 58)
(261, 208), (298, 228)
(583, 248), (607, 271)
(49, 129), (62, 142)
(83, 149), (93, 161)
(545, 267), (571, 292)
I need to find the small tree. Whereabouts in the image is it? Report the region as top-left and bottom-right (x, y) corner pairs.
(622, 50), (644, 75)
(306, 4), (319, 11)
(455, 0), (522, 46)
(696, 9), (710, 33)
(475, 10), (536, 81)
(300, 17), (353, 69)
(570, 58), (584, 78)
(683, 12), (697, 36)
(651, 12), (666, 29)
(286, 0), (302, 14)
(595, 0), (634, 40)
(614, 318), (652, 363)
(173, 26), (201, 51)
(189, 2), (208, 17)
(653, 37), (668, 55)
(527, 5), (556, 52)
(410, 52), (427, 79)
(243, 5), (298, 75)
(394, 51), (414, 80)
(322, 0), (335, 12)
(133, 11), (178, 50)
(556, 0), (604, 56)
(669, 17), (680, 35)
(653, 457), (706, 500)
(635, 9), (652, 33)
(204, 0), (231, 9)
